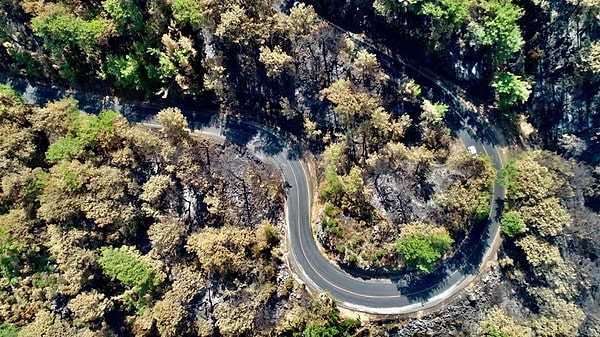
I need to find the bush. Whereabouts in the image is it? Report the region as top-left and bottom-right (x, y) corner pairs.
(393, 232), (454, 273)
(501, 211), (524, 237)
(99, 247), (156, 293)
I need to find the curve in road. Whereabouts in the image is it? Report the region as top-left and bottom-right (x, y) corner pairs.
(2, 34), (505, 314)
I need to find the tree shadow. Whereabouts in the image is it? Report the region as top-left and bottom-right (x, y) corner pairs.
(255, 128), (285, 156)
(222, 118), (258, 147)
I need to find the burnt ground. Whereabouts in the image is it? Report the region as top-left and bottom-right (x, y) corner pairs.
(354, 264), (520, 336)
(201, 137), (285, 229)
(316, 139), (491, 271)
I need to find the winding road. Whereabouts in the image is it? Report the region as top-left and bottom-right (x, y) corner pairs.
(1, 22), (505, 314)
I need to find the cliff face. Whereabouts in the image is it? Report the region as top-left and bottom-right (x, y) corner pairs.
(522, 0), (600, 156)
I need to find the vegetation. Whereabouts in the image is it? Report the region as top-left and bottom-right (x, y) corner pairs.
(490, 150), (598, 336)
(0, 88), (352, 336)
(393, 230), (454, 272)
(0, 0), (599, 335)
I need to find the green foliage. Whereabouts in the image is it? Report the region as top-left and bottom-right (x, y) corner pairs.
(378, 0), (523, 67)
(474, 189), (492, 222)
(102, 0), (143, 34)
(420, 0), (469, 29)
(45, 137), (86, 163)
(31, 5), (108, 53)
(0, 324), (19, 337)
(99, 247), (157, 294)
(0, 224), (26, 280)
(501, 211), (524, 237)
(320, 164), (372, 220)
(393, 232), (454, 273)
(45, 110), (120, 163)
(0, 84), (23, 102)
(31, 272), (58, 289)
(432, 102), (448, 119)
(348, 234), (364, 249)
(487, 327), (511, 337)
(491, 72), (531, 109)
(8, 50), (44, 76)
(471, 0), (524, 66)
(262, 223), (280, 248)
(321, 217), (343, 238)
(106, 54), (147, 91)
(303, 305), (360, 337)
(372, 249), (385, 261)
(324, 204), (337, 217)
(171, 0), (204, 29)
(500, 158), (519, 198)
(346, 251), (358, 263)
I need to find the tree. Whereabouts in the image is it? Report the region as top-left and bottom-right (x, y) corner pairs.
(393, 223), (453, 273)
(36, 98), (80, 142)
(529, 287), (585, 337)
(254, 220), (280, 257)
(213, 300), (255, 337)
(351, 49), (388, 89)
(18, 310), (93, 337)
(259, 45), (293, 78)
(501, 211), (525, 237)
(140, 174), (176, 215)
(580, 41), (600, 76)
(479, 306), (533, 337)
(148, 219), (186, 258)
(0, 210), (31, 280)
(0, 89), (41, 176)
(30, 3), (111, 54)
(156, 107), (190, 144)
(214, 5), (250, 44)
(171, 0), (204, 29)
(185, 226), (255, 276)
(516, 235), (562, 271)
(518, 197), (571, 237)
(471, 0), (525, 67)
(150, 32), (200, 96)
(99, 246), (163, 296)
(501, 154), (560, 205)
(491, 72), (531, 110)
(102, 0), (143, 34)
(45, 109), (128, 163)
(285, 3), (318, 36)
(67, 290), (113, 325)
(321, 80), (398, 161)
(153, 291), (189, 337)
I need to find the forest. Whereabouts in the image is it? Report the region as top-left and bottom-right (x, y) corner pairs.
(0, 0), (598, 336)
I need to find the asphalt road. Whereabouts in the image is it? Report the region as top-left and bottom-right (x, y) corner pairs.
(1, 34), (505, 313)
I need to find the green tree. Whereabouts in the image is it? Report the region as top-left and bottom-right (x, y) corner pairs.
(99, 246), (160, 294)
(171, 0), (204, 29)
(102, 0), (143, 34)
(0, 324), (19, 337)
(471, 1), (524, 66)
(501, 211), (524, 237)
(491, 72), (531, 110)
(31, 3), (110, 54)
(393, 226), (454, 273)
(105, 54), (147, 92)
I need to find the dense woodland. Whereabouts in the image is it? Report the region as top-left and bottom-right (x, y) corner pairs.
(0, 0), (599, 336)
